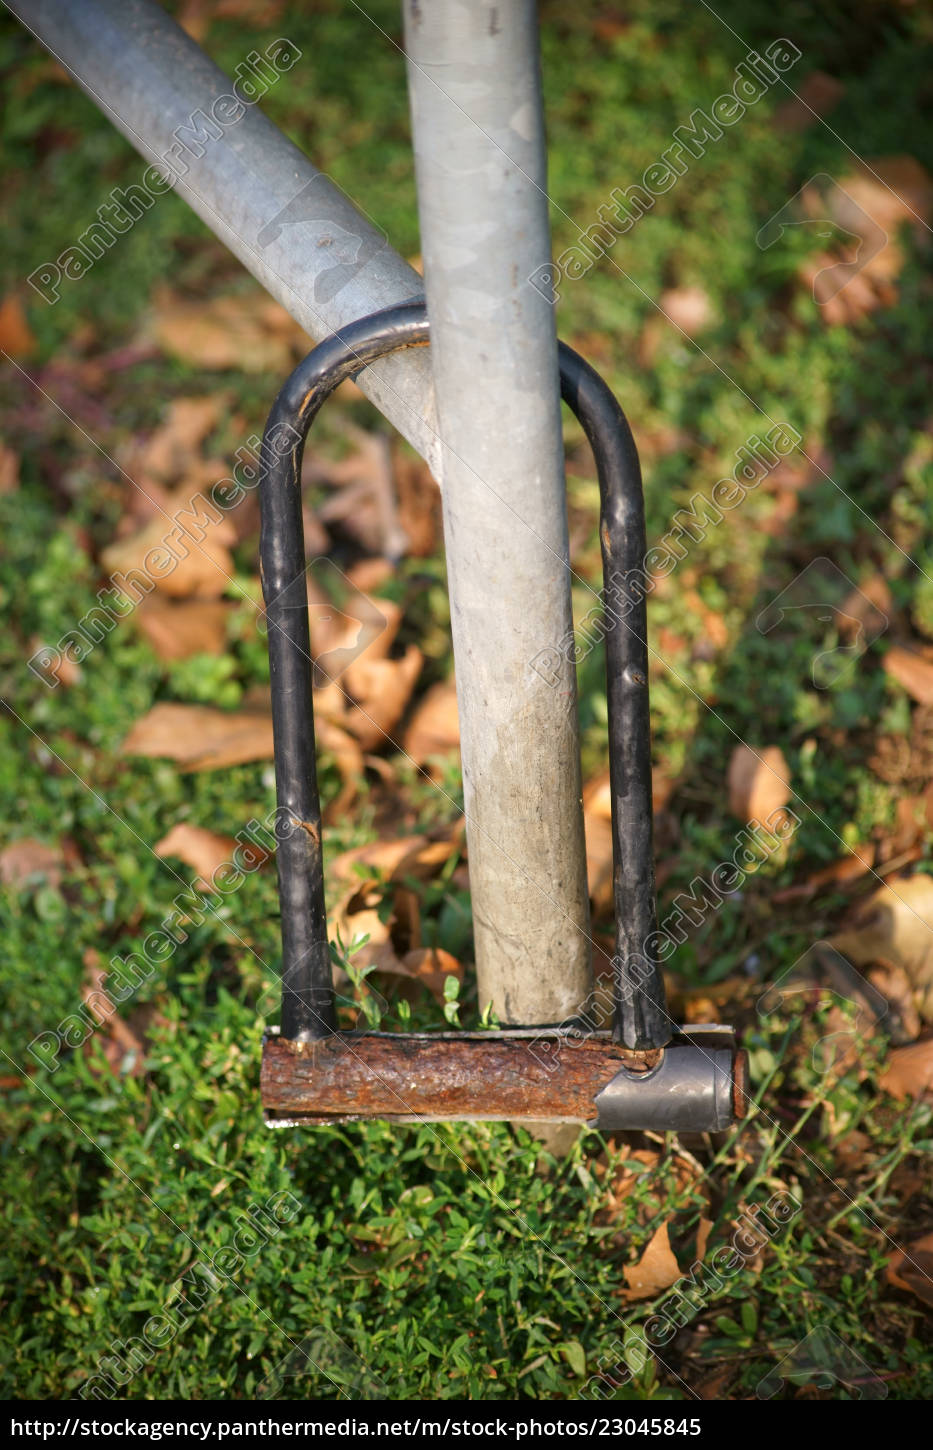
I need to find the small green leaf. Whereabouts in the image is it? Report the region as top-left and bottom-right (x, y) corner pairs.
(561, 1340), (586, 1377)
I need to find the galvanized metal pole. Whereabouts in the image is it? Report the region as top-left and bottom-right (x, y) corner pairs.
(404, 0), (591, 1025)
(8, 0), (441, 472)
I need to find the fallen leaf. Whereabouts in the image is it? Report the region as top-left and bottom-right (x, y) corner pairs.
(214, 0), (285, 20)
(683, 589), (729, 655)
(886, 1230), (933, 1307)
(867, 963), (922, 1044)
(0, 440), (19, 494)
(403, 680), (459, 765)
(341, 644), (424, 751)
(879, 1038), (933, 1101)
(837, 574), (892, 638)
(389, 946), (463, 1005)
(658, 286), (714, 336)
(800, 157), (933, 324)
(130, 395), (229, 482)
(309, 425), (410, 559)
(305, 573), (395, 682)
(101, 489), (236, 600)
(773, 71), (844, 132)
(395, 451), (442, 556)
(154, 823), (247, 891)
(883, 646), (933, 705)
(122, 703), (275, 771)
(134, 597), (230, 660)
(622, 1221), (681, 1302)
(149, 287), (310, 373)
(583, 771), (613, 821)
(584, 808), (614, 918)
(330, 834), (458, 886)
(315, 716), (365, 819)
(330, 888), (402, 978)
(177, 0), (211, 41)
(27, 633), (82, 688)
(726, 744), (792, 825)
(835, 156), (933, 246)
(81, 960), (151, 1079)
(832, 873), (933, 1022)
(0, 293), (36, 356)
(696, 1366), (735, 1400)
(771, 846), (875, 903)
(0, 838), (64, 888)
(890, 789), (933, 854)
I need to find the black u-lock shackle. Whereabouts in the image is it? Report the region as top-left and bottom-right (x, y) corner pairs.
(259, 300), (669, 1053)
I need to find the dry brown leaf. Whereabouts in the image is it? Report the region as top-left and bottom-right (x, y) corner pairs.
(306, 577), (397, 680)
(122, 703), (275, 771)
(392, 946), (463, 1005)
(101, 489), (236, 600)
(395, 452), (442, 556)
(584, 809), (614, 919)
(583, 771), (613, 821)
(0, 293), (36, 357)
(832, 873), (933, 1023)
(836, 156), (933, 246)
(622, 1221), (682, 1302)
(214, 0), (285, 21)
(341, 645), (424, 751)
(176, 0), (211, 41)
(883, 646), (933, 705)
(891, 789), (933, 855)
(134, 597), (230, 660)
(886, 1230), (933, 1307)
(149, 287), (310, 373)
(345, 558), (395, 594)
(81, 960), (152, 1079)
(683, 589), (729, 653)
(774, 71), (844, 132)
(315, 716), (365, 818)
(771, 846), (875, 903)
(154, 823), (246, 891)
(330, 889), (402, 977)
(403, 680), (459, 765)
(867, 963), (922, 1044)
(310, 426), (409, 559)
(879, 1038), (933, 1101)
(0, 440), (19, 495)
(838, 574), (892, 638)
(658, 286), (714, 337)
(0, 838), (64, 888)
(331, 834), (458, 886)
(801, 157), (932, 324)
(130, 395), (229, 482)
(309, 590), (401, 685)
(27, 633), (81, 687)
(727, 743), (792, 824)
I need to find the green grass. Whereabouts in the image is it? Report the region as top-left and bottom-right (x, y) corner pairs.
(2, 0), (933, 1402)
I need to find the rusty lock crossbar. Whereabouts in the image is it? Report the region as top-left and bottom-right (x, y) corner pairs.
(258, 302), (748, 1132)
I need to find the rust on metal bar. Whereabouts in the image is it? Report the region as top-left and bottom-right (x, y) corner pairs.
(261, 1030), (629, 1125)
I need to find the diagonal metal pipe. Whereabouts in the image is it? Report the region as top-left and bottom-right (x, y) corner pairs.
(8, 0), (441, 470)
